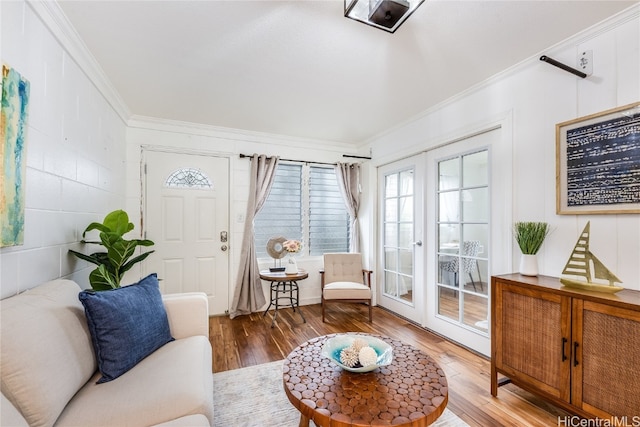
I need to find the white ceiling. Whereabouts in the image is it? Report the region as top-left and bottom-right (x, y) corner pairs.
(58, 0), (635, 144)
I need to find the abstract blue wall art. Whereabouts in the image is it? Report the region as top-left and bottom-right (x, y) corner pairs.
(1, 64), (31, 247)
(556, 102), (640, 214)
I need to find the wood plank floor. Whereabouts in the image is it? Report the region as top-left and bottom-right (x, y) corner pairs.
(209, 303), (570, 427)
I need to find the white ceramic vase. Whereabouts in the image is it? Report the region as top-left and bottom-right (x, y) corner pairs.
(285, 254), (298, 275)
(519, 254), (538, 276)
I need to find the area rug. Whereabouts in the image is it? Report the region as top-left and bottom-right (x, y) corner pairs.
(213, 360), (469, 427)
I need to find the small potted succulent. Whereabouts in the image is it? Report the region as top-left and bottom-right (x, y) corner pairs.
(513, 221), (551, 276)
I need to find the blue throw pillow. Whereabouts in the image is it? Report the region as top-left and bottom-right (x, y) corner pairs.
(78, 273), (174, 383)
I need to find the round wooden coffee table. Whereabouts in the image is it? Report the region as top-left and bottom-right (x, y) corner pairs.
(283, 333), (448, 427)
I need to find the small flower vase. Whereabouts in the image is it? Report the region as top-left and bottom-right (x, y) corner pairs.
(285, 254), (298, 275)
(519, 254), (538, 276)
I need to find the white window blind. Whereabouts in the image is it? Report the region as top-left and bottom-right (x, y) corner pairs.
(254, 163), (349, 258)
(309, 167), (349, 255)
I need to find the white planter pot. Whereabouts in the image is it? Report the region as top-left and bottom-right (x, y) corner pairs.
(519, 254), (538, 276)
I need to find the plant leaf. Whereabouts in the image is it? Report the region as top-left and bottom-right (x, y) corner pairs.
(68, 249), (107, 266)
(103, 210), (134, 236)
(89, 265), (119, 290)
(82, 222), (110, 238)
(120, 251), (155, 274)
(108, 240), (137, 271)
(514, 222), (551, 255)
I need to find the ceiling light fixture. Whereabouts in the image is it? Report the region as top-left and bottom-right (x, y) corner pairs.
(344, 0), (425, 33)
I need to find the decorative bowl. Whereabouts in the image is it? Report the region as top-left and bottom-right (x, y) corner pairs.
(321, 335), (393, 373)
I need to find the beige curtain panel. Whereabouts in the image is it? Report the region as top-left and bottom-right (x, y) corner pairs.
(335, 162), (361, 253)
(230, 154), (280, 319)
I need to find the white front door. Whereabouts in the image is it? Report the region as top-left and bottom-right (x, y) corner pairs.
(377, 155), (425, 324)
(143, 150), (230, 315)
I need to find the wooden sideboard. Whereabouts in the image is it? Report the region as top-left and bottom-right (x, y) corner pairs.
(491, 274), (640, 419)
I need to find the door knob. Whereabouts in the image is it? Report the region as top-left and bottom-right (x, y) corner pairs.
(221, 245), (228, 251)
(413, 241), (423, 246)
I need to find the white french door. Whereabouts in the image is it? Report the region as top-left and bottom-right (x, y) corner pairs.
(143, 149), (230, 315)
(425, 128), (507, 356)
(377, 155), (425, 324)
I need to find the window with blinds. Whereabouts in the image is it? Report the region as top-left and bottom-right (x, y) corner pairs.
(254, 163), (349, 258)
(309, 167), (349, 255)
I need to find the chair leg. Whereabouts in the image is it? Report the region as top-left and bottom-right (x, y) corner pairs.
(468, 273), (477, 292)
(322, 299), (326, 322)
(477, 264), (483, 291)
(368, 301), (372, 323)
(454, 272), (458, 297)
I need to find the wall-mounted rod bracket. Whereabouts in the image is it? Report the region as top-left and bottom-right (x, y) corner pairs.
(540, 55), (587, 78)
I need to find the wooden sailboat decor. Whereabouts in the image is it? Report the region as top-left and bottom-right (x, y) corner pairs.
(560, 222), (624, 294)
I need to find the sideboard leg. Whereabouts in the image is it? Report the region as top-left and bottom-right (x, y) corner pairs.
(491, 363), (498, 397)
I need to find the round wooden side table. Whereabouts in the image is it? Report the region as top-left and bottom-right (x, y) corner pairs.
(283, 333), (448, 427)
(260, 269), (308, 328)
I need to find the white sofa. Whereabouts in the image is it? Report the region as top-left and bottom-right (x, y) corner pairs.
(0, 279), (214, 427)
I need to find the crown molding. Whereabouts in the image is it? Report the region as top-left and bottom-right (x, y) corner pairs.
(128, 115), (356, 153)
(27, 0), (131, 124)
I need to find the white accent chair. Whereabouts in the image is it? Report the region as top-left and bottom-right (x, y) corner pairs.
(320, 253), (373, 322)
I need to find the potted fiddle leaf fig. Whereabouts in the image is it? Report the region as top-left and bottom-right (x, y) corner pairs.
(69, 210), (154, 290)
(513, 221), (551, 276)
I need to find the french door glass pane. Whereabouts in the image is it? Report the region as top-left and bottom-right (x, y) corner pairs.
(439, 158), (459, 190)
(463, 293), (489, 332)
(385, 249), (397, 271)
(399, 249), (412, 275)
(439, 224), (460, 253)
(383, 168), (414, 304)
(436, 150), (489, 335)
(385, 199), (398, 222)
(385, 175), (398, 197)
(385, 223), (397, 245)
(385, 271), (398, 297)
(400, 170), (413, 195)
(438, 287), (459, 321)
(399, 274), (413, 301)
(399, 224), (413, 247)
(439, 191), (459, 222)
(462, 188), (489, 222)
(399, 197), (413, 221)
(462, 224), (488, 253)
(463, 151), (488, 187)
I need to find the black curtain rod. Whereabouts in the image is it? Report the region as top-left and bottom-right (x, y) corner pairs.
(239, 153), (371, 164)
(343, 154), (372, 160)
(540, 55), (587, 78)
(239, 153), (335, 166)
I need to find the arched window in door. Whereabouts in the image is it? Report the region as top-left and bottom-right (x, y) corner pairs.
(165, 168), (213, 189)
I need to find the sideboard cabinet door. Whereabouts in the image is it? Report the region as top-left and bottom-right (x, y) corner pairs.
(571, 299), (640, 418)
(493, 282), (571, 402)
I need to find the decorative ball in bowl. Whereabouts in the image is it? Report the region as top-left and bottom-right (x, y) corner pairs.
(321, 335), (393, 373)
